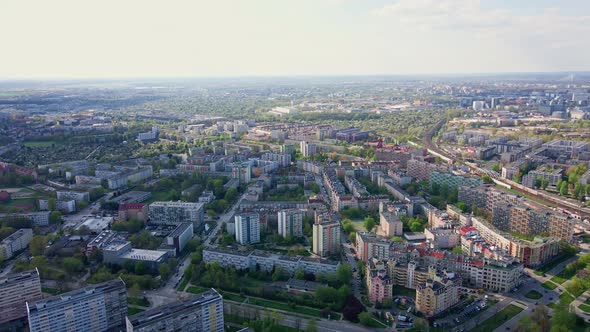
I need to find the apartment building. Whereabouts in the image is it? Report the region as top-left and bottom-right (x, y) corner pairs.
(416, 269), (461, 317)
(148, 201), (204, 227)
(378, 211), (403, 237)
(27, 279), (127, 332)
(235, 213), (260, 245)
(277, 209), (304, 238)
(0, 269), (42, 324)
(367, 259), (393, 304)
(300, 141), (317, 157)
(126, 290), (224, 332)
(56, 190), (90, 202)
(312, 219), (341, 257)
(356, 232), (392, 262)
(203, 248), (340, 275)
(0, 228), (33, 260)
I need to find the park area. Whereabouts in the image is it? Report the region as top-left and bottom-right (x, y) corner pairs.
(477, 304), (523, 332)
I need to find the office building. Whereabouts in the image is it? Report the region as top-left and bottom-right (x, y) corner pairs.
(149, 201), (204, 227)
(160, 222), (194, 256)
(235, 213), (260, 245)
(0, 269), (42, 324)
(126, 289), (224, 332)
(312, 219), (341, 257)
(27, 279), (127, 332)
(278, 209), (304, 238)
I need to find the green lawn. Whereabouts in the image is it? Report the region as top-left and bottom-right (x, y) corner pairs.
(579, 303), (590, 313)
(478, 304), (524, 332)
(551, 275), (568, 284)
(41, 287), (61, 295)
(186, 286), (209, 295)
(177, 276), (189, 291)
(542, 281), (558, 290)
(393, 286), (416, 299)
(128, 297), (150, 307)
(584, 297), (590, 305)
(350, 219), (368, 232)
(127, 307), (145, 315)
(524, 290), (543, 300)
(220, 291), (336, 319)
(560, 292), (575, 305)
(24, 141), (57, 148)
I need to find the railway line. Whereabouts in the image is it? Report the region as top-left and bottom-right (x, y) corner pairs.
(422, 118), (590, 219)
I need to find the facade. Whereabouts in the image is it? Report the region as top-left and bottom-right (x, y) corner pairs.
(0, 212), (50, 226)
(424, 228), (460, 249)
(235, 213), (261, 245)
(415, 269), (461, 317)
(27, 279), (127, 332)
(300, 141), (317, 157)
(312, 219), (341, 257)
(56, 191), (90, 202)
(118, 203), (148, 222)
(161, 222), (194, 256)
(277, 209), (304, 238)
(126, 289), (224, 332)
(379, 211), (403, 237)
(148, 201), (204, 227)
(0, 228), (33, 260)
(356, 232), (392, 262)
(367, 259), (393, 304)
(0, 269), (42, 324)
(203, 248), (340, 275)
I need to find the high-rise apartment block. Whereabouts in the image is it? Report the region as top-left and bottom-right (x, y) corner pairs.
(235, 213), (260, 245)
(0, 269), (42, 325)
(278, 209), (304, 238)
(126, 289), (224, 332)
(312, 219), (341, 257)
(27, 279), (127, 332)
(300, 141), (317, 157)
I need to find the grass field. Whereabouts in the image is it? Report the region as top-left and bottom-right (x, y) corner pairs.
(127, 307), (145, 315)
(128, 297), (150, 307)
(350, 219), (368, 232)
(177, 276), (189, 291)
(186, 286), (209, 295)
(524, 290), (543, 300)
(542, 281), (558, 290)
(478, 304), (524, 332)
(560, 292), (575, 304)
(393, 286), (416, 299)
(551, 275), (568, 284)
(23, 141), (58, 148)
(579, 303), (590, 313)
(221, 291), (338, 319)
(41, 287), (62, 295)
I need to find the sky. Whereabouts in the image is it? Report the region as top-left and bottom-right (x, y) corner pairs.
(1, 0), (589, 79)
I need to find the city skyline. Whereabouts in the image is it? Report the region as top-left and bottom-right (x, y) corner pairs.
(2, 0), (590, 79)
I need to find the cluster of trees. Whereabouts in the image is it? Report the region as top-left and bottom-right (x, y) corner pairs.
(562, 252), (590, 296)
(400, 215), (428, 232)
(264, 186), (306, 202)
(342, 219), (356, 243)
(129, 231), (162, 250)
(556, 163), (590, 200)
(516, 301), (587, 332)
(112, 218), (144, 233)
(427, 182), (459, 209)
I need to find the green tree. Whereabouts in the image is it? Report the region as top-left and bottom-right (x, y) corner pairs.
(305, 319), (318, 332)
(135, 261), (147, 275)
(559, 181), (569, 196)
(62, 257), (84, 274)
(295, 268), (305, 280)
(451, 246), (463, 254)
(336, 263), (352, 285)
(29, 235), (47, 256)
(364, 217), (376, 232)
(158, 263), (171, 280)
(47, 198), (57, 211)
(358, 312), (373, 326)
(49, 211), (62, 224)
(414, 318), (430, 332)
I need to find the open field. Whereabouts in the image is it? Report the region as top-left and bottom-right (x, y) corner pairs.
(23, 141), (58, 148)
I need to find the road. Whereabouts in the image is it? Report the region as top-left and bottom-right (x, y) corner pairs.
(147, 193), (245, 305)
